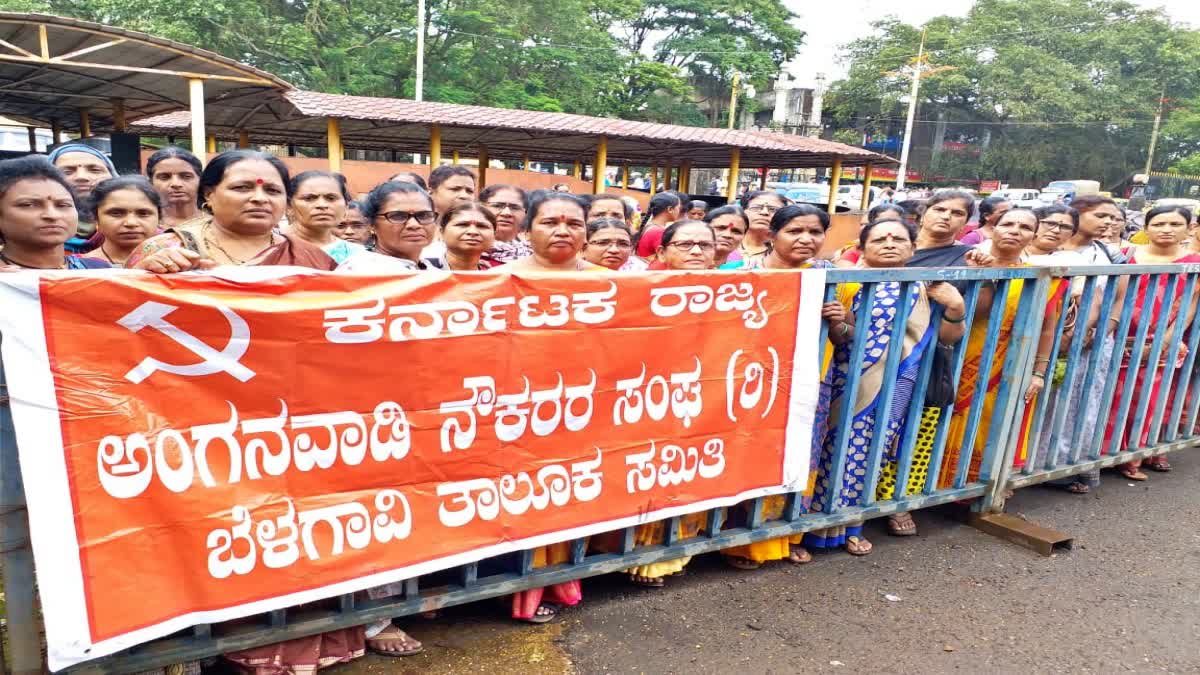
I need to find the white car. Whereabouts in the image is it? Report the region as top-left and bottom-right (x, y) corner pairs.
(835, 184), (880, 209)
(990, 188), (1042, 208)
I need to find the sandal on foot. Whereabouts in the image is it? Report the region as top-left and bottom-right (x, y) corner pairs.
(1146, 457), (1172, 472)
(887, 512), (918, 537)
(629, 574), (665, 588)
(787, 547), (813, 565)
(725, 556), (762, 571)
(1119, 468), (1148, 481)
(521, 603), (560, 624)
(1064, 482), (1090, 494)
(367, 626), (424, 657)
(845, 536), (873, 556)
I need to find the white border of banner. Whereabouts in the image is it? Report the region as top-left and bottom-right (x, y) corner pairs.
(0, 268), (824, 671)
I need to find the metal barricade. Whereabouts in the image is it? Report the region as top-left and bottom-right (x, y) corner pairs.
(1, 265), (1195, 673)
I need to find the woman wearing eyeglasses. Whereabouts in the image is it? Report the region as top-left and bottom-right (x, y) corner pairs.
(582, 217), (636, 271)
(478, 184), (532, 267)
(337, 180), (439, 272)
(655, 219), (717, 269)
(737, 190), (786, 260)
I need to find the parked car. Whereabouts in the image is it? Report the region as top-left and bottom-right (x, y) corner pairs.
(990, 188), (1042, 208)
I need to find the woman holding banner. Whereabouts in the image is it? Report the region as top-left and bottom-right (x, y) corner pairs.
(807, 219), (966, 556)
(721, 205), (850, 570)
(0, 156), (111, 270)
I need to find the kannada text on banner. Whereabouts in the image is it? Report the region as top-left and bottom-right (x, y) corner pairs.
(0, 267), (825, 669)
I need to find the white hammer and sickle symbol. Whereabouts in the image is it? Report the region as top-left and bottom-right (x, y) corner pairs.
(117, 301), (256, 383)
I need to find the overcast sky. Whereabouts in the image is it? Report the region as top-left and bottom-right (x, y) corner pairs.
(783, 0), (1200, 86)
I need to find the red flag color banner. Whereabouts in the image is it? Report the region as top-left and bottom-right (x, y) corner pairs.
(0, 267), (825, 669)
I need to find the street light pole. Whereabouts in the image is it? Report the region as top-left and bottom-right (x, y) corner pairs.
(415, 0), (426, 101)
(1144, 85), (1166, 175)
(895, 30), (926, 192)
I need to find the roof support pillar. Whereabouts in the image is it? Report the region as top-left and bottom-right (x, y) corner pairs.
(860, 162), (874, 211)
(826, 157), (843, 215)
(452, 150), (460, 165)
(759, 167), (768, 190)
(287, 144), (297, 157)
(663, 161), (673, 191)
(429, 123), (441, 167)
(237, 130), (250, 149)
(679, 161), (692, 194)
(188, 78), (206, 165)
(592, 136), (608, 195)
(327, 117), (343, 172)
(206, 136), (216, 153)
(27, 126), (37, 152)
(572, 160), (581, 179)
(725, 148), (740, 204)
(477, 146), (489, 189)
(111, 99), (126, 132)
(79, 109), (91, 138)
(650, 166), (658, 196)
(523, 154), (531, 172)
(50, 120), (61, 145)
(621, 165), (630, 190)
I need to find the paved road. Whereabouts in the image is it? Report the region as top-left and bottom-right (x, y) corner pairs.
(340, 450), (1200, 674)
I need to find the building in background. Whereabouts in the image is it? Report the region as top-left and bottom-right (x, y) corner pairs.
(744, 72), (826, 137)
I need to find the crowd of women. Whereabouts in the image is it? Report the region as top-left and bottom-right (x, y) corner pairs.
(1, 144), (1196, 674)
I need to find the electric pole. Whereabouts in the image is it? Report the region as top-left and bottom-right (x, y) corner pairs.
(1144, 85), (1166, 176)
(887, 30), (954, 191)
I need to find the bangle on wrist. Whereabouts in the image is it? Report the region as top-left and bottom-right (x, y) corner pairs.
(837, 322), (851, 336)
(1032, 371), (1046, 379)
(943, 311), (966, 324)
(1034, 357), (1051, 365)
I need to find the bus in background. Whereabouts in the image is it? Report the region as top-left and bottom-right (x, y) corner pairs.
(1039, 179), (1100, 205)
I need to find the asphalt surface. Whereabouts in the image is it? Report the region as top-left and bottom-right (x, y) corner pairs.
(337, 450), (1200, 674)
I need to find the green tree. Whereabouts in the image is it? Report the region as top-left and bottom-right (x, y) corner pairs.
(825, 0), (1200, 188)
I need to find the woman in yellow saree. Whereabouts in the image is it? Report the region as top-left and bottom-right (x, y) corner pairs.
(938, 209), (1068, 487)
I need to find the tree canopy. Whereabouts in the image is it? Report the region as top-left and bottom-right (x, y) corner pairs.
(825, 0), (1200, 188)
(12, 0), (803, 125)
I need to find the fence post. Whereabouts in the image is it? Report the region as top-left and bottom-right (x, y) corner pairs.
(0, 352), (44, 675)
(979, 271), (1052, 513)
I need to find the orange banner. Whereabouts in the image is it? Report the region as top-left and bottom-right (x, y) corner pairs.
(0, 267), (825, 669)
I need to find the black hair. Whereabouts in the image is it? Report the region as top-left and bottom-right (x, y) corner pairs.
(145, 146), (202, 178)
(198, 150), (291, 209)
(88, 175), (163, 221)
(586, 217), (633, 239)
(346, 199), (366, 214)
(522, 190), (587, 230)
(660, 218), (715, 248)
(1033, 204), (1079, 232)
(388, 171), (428, 191)
(1144, 204), (1193, 229)
(922, 189), (977, 221)
(703, 204), (750, 230)
(290, 170), (352, 203)
(439, 201), (497, 229)
(687, 200), (708, 213)
(479, 183), (527, 207)
(978, 195), (1011, 223)
(868, 202), (908, 223)
(586, 193), (633, 220)
(739, 190), (785, 209)
(770, 203), (830, 234)
(429, 165), (475, 191)
(362, 180), (434, 222)
(1067, 194), (1116, 214)
(0, 155), (74, 203)
(859, 218), (918, 250)
(647, 191), (682, 218)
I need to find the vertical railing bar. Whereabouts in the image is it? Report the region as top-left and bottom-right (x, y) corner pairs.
(979, 273), (1047, 512)
(1048, 275), (1094, 467)
(403, 577), (419, 600)
(460, 562), (479, 587)
(0, 349), (43, 675)
(662, 515), (681, 546)
(1029, 272), (1076, 473)
(862, 280), (914, 506)
(1092, 273), (1139, 459)
(823, 281), (877, 514)
(570, 538), (586, 565)
(706, 507), (725, 537)
(338, 593), (356, 613)
(953, 279), (1012, 489)
(924, 279), (982, 493)
(1147, 273), (1196, 445)
(1165, 273), (1200, 440)
(619, 525), (636, 553)
(1109, 274), (1167, 456)
(192, 624), (212, 640)
(745, 496), (766, 529)
(891, 304), (941, 498)
(1066, 273), (1119, 463)
(1127, 273), (1178, 450)
(269, 609), (287, 627)
(518, 548), (535, 575)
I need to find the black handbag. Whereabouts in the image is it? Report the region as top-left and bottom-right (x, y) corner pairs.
(924, 342), (957, 408)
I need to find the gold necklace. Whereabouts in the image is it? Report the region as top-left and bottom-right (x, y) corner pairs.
(203, 222), (274, 265)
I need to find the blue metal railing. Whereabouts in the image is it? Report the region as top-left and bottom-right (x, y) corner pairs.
(2, 265), (1197, 674)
